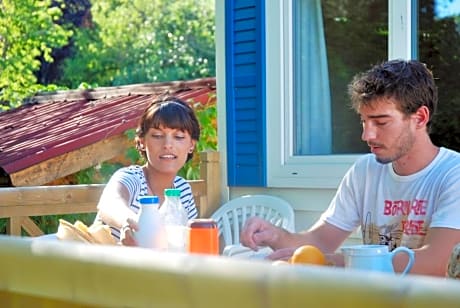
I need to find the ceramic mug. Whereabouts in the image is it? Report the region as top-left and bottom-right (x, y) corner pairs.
(341, 244), (415, 275)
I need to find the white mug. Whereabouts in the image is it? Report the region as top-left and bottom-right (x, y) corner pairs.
(341, 244), (415, 275)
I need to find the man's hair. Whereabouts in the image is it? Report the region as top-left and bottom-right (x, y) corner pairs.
(348, 59), (438, 130)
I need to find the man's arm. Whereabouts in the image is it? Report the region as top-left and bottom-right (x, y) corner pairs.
(280, 220), (351, 253)
(242, 216), (351, 252)
(263, 220), (350, 263)
(393, 227), (460, 276)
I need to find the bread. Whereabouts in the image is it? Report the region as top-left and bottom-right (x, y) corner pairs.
(56, 219), (95, 243)
(88, 222), (117, 245)
(56, 219), (116, 245)
(74, 220), (90, 234)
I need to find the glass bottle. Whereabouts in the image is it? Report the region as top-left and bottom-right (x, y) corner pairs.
(134, 195), (167, 250)
(159, 188), (188, 252)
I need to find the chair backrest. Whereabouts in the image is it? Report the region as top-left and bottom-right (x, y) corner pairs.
(210, 194), (295, 248)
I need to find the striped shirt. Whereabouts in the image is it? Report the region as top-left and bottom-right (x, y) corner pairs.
(97, 165), (198, 239)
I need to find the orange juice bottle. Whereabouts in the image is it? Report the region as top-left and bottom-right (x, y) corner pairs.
(187, 219), (219, 255)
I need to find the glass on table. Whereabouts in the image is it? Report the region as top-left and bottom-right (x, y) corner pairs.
(187, 218), (219, 255)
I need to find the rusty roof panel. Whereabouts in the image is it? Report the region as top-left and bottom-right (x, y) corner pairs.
(0, 78), (216, 177)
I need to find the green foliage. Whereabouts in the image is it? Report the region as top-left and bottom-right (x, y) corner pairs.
(58, 0), (215, 88)
(418, 0), (460, 152)
(195, 93), (218, 152)
(178, 94), (218, 179)
(29, 213), (96, 235)
(0, 213), (96, 235)
(75, 161), (125, 184)
(0, 0), (72, 109)
(125, 143), (144, 165)
(0, 220), (7, 234)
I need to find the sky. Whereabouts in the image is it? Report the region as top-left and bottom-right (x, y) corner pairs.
(436, 0), (460, 18)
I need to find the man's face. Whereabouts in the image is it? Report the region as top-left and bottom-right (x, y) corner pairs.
(359, 98), (417, 164)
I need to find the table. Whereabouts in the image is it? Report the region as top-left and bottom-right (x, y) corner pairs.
(1, 235), (459, 307)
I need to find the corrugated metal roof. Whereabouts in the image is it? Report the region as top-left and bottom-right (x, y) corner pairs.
(0, 77), (216, 178)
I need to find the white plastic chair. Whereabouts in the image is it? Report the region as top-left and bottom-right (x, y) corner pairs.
(210, 194), (295, 257)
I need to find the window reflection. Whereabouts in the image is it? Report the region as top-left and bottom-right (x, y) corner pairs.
(293, 0), (460, 155)
(295, 0), (387, 155)
(420, 0), (460, 152)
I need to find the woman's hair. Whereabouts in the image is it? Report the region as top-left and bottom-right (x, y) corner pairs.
(348, 59), (438, 131)
(135, 96), (201, 162)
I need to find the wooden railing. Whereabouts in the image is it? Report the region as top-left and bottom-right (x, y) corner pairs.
(0, 151), (221, 236)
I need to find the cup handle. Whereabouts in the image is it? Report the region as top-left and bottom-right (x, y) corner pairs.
(391, 247), (415, 275)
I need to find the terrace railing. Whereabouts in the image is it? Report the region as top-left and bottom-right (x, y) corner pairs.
(0, 151), (221, 236)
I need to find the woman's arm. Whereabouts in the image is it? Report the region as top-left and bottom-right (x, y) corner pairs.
(96, 182), (138, 229)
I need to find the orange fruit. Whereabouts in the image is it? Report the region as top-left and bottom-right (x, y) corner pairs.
(289, 245), (327, 266)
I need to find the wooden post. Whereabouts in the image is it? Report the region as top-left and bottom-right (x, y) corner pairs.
(7, 217), (21, 236)
(199, 151), (221, 218)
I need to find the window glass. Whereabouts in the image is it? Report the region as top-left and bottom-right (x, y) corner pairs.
(419, 0), (460, 152)
(293, 0), (388, 155)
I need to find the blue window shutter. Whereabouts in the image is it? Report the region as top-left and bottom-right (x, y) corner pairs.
(225, 0), (266, 187)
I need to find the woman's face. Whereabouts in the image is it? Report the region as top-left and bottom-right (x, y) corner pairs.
(139, 125), (196, 175)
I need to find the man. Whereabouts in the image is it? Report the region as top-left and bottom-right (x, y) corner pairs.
(241, 59), (460, 276)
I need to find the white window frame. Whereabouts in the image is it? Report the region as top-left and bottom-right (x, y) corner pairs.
(266, 0), (415, 189)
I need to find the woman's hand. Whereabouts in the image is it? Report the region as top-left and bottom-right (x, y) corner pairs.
(120, 217), (139, 246)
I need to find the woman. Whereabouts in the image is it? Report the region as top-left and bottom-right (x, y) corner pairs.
(95, 96), (200, 246)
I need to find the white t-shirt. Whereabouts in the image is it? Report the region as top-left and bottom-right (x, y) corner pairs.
(321, 147), (460, 250)
(96, 165), (198, 239)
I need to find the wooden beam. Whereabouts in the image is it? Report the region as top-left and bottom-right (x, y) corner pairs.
(20, 217), (44, 237)
(9, 134), (132, 186)
(0, 182), (205, 213)
(199, 151), (221, 217)
(188, 180), (206, 216)
(27, 78), (216, 103)
(0, 203), (99, 218)
(0, 184), (105, 207)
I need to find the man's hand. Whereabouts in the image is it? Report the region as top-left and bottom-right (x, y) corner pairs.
(241, 216), (281, 250)
(266, 247), (296, 261)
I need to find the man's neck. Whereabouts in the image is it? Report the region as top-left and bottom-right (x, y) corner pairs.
(392, 140), (439, 176)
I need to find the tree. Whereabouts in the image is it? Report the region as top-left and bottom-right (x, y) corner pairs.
(58, 0), (215, 88)
(0, 0), (72, 110)
(36, 0), (92, 85)
(419, 0), (460, 151)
